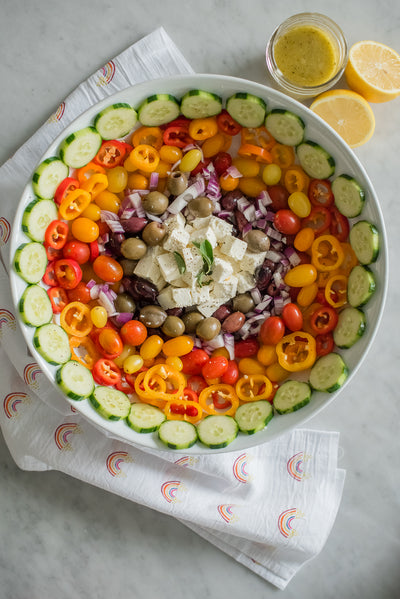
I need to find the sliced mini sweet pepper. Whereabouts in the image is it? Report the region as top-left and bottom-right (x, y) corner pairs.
(76, 161), (106, 184)
(198, 384), (239, 416)
(164, 399), (203, 424)
(238, 143), (272, 163)
(60, 301), (93, 337)
(47, 286), (68, 314)
(58, 188), (91, 220)
(276, 332), (317, 372)
(311, 234), (344, 272)
(129, 144), (160, 172)
(325, 274), (348, 308)
(134, 371), (167, 408)
(142, 364), (185, 401)
(241, 126), (276, 150)
(235, 374), (273, 402)
(81, 173), (109, 199)
(283, 164), (310, 194)
(69, 335), (101, 369)
(188, 117), (218, 141)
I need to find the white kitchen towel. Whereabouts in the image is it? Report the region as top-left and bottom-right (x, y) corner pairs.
(0, 27), (345, 590)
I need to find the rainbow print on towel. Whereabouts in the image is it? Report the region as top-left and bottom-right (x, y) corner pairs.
(161, 480), (185, 504)
(54, 422), (81, 451)
(47, 102), (66, 123)
(0, 308), (16, 335)
(96, 60), (116, 87)
(174, 456), (198, 468)
(217, 504), (238, 524)
(287, 451), (311, 481)
(106, 451), (132, 477)
(23, 362), (42, 389)
(232, 453), (251, 483)
(0, 217), (11, 246)
(3, 392), (30, 419)
(278, 508), (304, 538)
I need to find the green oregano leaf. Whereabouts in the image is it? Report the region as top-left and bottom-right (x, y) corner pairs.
(173, 251), (186, 274)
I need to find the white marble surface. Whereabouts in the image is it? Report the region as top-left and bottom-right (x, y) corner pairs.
(1, 0), (399, 597)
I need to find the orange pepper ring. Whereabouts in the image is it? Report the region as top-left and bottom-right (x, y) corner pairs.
(143, 364), (185, 400)
(60, 302), (93, 337)
(236, 374), (273, 402)
(276, 332), (316, 372)
(198, 384), (239, 416)
(59, 188), (91, 220)
(164, 399), (203, 424)
(311, 235), (344, 272)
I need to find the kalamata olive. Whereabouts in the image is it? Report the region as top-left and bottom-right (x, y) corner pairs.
(166, 307), (184, 317)
(256, 262), (273, 291)
(196, 316), (221, 341)
(114, 292), (136, 313)
(142, 222), (166, 246)
(142, 191), (169, 215)
(105, 232), (125, 257)
(166, 170), (188, 196)
(139, 305), (167, 328)
(188, 196), (213, 218)
(245, 229), (271, 253)
(120, 259), (137, 276)
(221, 189), (243, 211)
(222, 311), (245, 333)
(234, 210), (249, 233)
(122, 275), (158, 304)
(212, 304), (232, 321)
(121, 237), (147, 260)
(232, 293), (255, 314)
(121, 217), (148, 234)
(162, 315), (185, 338)
(182, 311), (204, 334)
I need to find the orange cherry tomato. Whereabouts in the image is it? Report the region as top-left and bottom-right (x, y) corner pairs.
(92, 255), (124, 283)
(71, 218), (100, 243)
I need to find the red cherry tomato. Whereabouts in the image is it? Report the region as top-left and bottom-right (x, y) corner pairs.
(92, 358), (121, 386)
(213, 151), (232, 175)
(90, 324), (122, 360)
(180, 349), (209, 375)
(274, 209), (301, 235)
(216, 110), (242, 136)
(267, 185), (289, 211)
(98, 328), (124, 356)
(89, 240), (100, 262)
(120, 320), (147, 346)
(202, 356), (229, 380)
(315, 332), (335, 356)
(308, 179), (334, 207)
(259, 316), (285, 345)
(282, 303), (304, 332)
(329, 206), (350, 242)
(93, 255), (124, 283)
(234, 338), (259, 358)
(67, 281), (91, 304)
(62, 240), (90, 264)
(221, 360), (240, 385)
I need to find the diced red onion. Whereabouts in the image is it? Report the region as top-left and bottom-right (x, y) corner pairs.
(242, 222), (253, 235)
(225, 165), (242, 179)
(216, 210), (232, 220)
(254, 198), (268, 216)
(145, 213), (163, 223)
(265, 250), (284, 263)
(265, 210), (277, 222)
(284, 246), (302, 266)
(113, 312), (133, 326)
(168, 177), (206, 214)
(98, 290), (116, 316)
(120, 207), (135, 220)
(255, 219), (267, 229)
(149, 172), (159, 190)
(86, 279), (97, 290)
(265, 226), (283, 241)
(223, 333), (235, 360)
(257, 189), (273, 206)
(254, 298), (272, 313)
(250, 287), (262, 304)
(243, 204), (257, 222)
(89, 284), (100, 299)
(202, 334), (225, 352)
(237, 196), (251, 212)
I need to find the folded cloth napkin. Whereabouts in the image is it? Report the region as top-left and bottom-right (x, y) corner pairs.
(0, 27), (345, 590)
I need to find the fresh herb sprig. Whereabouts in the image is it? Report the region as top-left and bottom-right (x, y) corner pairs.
(193, 240), (214, 287)
(173, 251), (186, 274)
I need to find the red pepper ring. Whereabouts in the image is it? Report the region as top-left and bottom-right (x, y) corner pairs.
(47, 286), (68, 314)
(54, 177), (80, 206)
(94, 139), (131, 169)
(162, 125), (194, 148)
(310, 305), (339, 335)
(92, 358), (122, 387)
(315, 332), (335, 357)
(54, 258), (82, 290)
(164, 399), (203, 424)
(44, 220), (69, 250)
(216, 109), (242, 136)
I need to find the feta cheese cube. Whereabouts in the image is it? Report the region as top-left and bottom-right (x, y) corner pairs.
(191, 216), (211, 230)
(236, 271), (256, 294)
(156, 253), (181, 283)
(191, 284), (211, 304)
(212, 257), (233, 282)
(209, 216), (233, 241)
(164, 213), (186, 233)
(241, 251), (266, 273)
(134, 247), (166, 290)
(220, 236), (248, 260)
(190, 226), (217, 248)
(163, 228), (190, 252)
(157, 286), (176, 310)
(197, 299), (222, 317)
(182, 247), (203, 274)
(171, 287), (194, 308)
(213, 275), (238, 299)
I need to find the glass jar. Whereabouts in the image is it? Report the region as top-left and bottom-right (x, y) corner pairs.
(266, 13), (348, 99)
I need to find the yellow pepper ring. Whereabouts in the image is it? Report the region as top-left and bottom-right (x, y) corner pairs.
(311, 234), (344, 272)
(164, 399), (203, 424)
(235, 374), (273, 402)
(134, 371), (167, 408)
(276, 332), (317, 372)
(143, 364), (185, 400)
(198, 384), (239, 416)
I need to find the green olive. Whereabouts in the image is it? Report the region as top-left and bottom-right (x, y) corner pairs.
(182, 310), (204, 334)
(141, 191), (169, 215)
(138, 305), (167, 328)
(244, 229), (270, 252)
(114, 292), (136, 314)
(142, 222), (166, 246)
(196, 316), (221, 341)
(121, 237), (147, 260)
(166, 170), (188, 196)
(232, 293), (255, 314)
(188, 196), (213, 218)
(161, 315), (185, 338)
(120, 258), (137, 276)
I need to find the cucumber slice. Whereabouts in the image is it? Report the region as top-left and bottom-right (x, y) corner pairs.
(349, 220), (380, 265)
(234, 400), (273, 434)
(32, 157), (69, 200)
(226, 92), (266, 127)
(265, 109), (305, 146)
(56, 360), (95, 400)
(93, 103), (138, 139)
(180, 89), (222, 119)
(33, 323), (71, 365)
(273, 380), (312, 414)
(197, 414), (238, 449)
(347, 264), (376, 307)
(127, 402), (166, 433)
(19, 284), (53, 327)
(137, 94), (180, 126)
(89, 386), (131, 420)
(21, 198), (58, 242)
(59, 127), (102, 169)
(158, 419), (197, 449)
(332, 174), (365, 218)
(333, 306), (366, 349)
(14, 242), (48, 284)
(309, 352), (348, 393)
(296, 140), (335, 179)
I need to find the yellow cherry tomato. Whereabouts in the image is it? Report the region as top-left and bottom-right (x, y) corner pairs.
(90, 306), (108, 328)
(297, 282), (319, 307)
(262, 163), (282, 185)
(165, 356), (183, 371)
(81, 202), (101, 221)
(294, 227), (315, 252)
(140, 335), (164, 360)
(162, 335), (194, 357)
(232, 157), (260, 177)
(238, 177), (267, 197)
(288, 191), (311, 218)
(94, 190), (121, 213)
(127, 172), (149, 190)
(159, 145), (183, 164)
(106, 166), (128, 193)
(179, 148), (202, 172)
(257, 344), (278, 366)
(123, 354), (144, 374)
(284, 263), (318, 287)
(238, 358), (265, 375)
